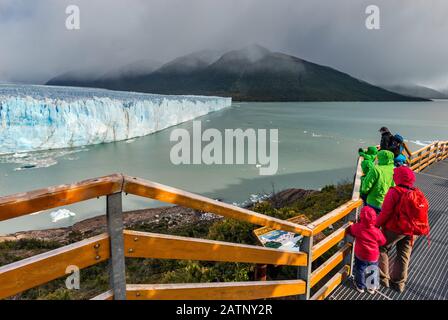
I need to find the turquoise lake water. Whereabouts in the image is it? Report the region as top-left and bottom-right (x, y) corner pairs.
(1, 100), (447, 234)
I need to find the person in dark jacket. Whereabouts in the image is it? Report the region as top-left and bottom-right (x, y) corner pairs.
(391, 134), (407, 166)
(379, 127), (394, 151)
(376, 166), (418, 292)
(348, 206), (386, 294)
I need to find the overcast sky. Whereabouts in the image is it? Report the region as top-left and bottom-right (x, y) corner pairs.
(0, 0), (447, 89)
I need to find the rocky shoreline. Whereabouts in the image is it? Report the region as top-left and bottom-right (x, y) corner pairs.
(0, 188), (316, 244)
(0, 205), (221, 244)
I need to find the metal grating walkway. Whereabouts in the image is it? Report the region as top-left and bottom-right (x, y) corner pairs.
(329, 159), (448, 300)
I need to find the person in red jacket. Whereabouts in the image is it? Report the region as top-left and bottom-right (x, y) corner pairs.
(376, 166), (418, 293)
(347, 206), (386, 293)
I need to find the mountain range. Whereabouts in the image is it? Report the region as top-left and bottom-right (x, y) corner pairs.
(47, 45), (428, 102)
(381, 85), (448, 100)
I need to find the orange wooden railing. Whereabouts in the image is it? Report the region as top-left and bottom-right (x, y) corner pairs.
(0, 170), (361, 300)
(404, 140), (448, 172)
(3, 140), (443, 300)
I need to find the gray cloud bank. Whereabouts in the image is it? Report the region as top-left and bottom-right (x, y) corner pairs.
(0, 0), (447, 89)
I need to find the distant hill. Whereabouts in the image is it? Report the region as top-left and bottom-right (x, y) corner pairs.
(47, 45), (427, 102)
(383, 84), (447, 100)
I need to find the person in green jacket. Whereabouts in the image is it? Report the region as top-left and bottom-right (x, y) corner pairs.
(359, 146), (378, 176)
(360, 150), (395, 213)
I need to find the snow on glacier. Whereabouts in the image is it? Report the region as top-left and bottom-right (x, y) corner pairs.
(0, 84), (232, 154)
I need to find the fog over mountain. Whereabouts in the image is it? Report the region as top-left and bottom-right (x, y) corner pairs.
(383, 85), (448, 100)
(1, 0), (447, 91)
(47, 45), (426, 102)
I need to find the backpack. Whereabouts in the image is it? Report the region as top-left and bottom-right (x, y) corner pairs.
(396, 186), (430, 244)
(389, 137), (403, 157)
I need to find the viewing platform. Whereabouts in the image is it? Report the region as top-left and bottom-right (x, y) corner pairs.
(0, 141), (446, 300)
(330, 157), (448, 300)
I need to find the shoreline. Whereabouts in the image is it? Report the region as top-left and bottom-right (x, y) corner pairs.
(0, 188), (315, 244)
(0, 205), (219, 244)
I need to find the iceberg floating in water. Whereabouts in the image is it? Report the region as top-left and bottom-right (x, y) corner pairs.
(50, 209), (76, 223)
(0, 84), (231, 154)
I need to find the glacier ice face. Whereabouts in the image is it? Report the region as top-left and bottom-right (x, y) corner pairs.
(0, 84), (231, 154)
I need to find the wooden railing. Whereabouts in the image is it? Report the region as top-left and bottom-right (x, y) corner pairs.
(404, 140), (448, 172)
(0, 168), (362, 300)
(4, 140), (443, 300)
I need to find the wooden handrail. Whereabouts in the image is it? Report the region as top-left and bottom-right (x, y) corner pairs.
(406, 140), (447, 172)
(310, 265), (350, 300)
(0, 233), (110, 299)
(94, 279), (307, 300)
(0, 174), (123, 221)
(123, 230), (307, 266)
(123, 175), (313, 236)
(307, 200), (361, 235)
(311, 223), (350, 262)
(310, 244), (351, 288)
(1, 138), (446, 300)
(125, 280), (306, 300)
(351, 156), (363, 200)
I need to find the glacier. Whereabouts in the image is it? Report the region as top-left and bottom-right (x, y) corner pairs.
(0, 84), (232, 154)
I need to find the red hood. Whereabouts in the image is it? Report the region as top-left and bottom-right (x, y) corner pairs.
(360, 206), (377, 227)
(393, 166), (415, 187)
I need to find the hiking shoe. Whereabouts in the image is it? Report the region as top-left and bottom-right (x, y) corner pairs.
(367, 288), (376, 294)
(380, 278), (390, 288)
(353, 280), (365, 293)
(391, 282), (405, 293)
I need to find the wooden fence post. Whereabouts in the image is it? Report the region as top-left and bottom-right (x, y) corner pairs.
(434, 142), (439, 163)
(298, 235), (313, 300)
(343, 208), (357, 277)
(106, 192), (127, 300)
(443, 142), (448, 160)
(344, 157), (361, 277)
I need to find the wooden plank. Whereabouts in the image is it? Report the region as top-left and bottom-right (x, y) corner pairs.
(413, 149), (433, 163)
(106, 193), (126, 300)
(91, 290), (114, 300)
(403, 142), (413, 158)
(122, 175), (312, 236)
(310, 265), (350, 300)
(126, 280), (306, 300)
(419, 159), (433, 172)
(410, 162), (421, 171)
(0, 174), (123, 221)
(298, 236), (313, 300)
(351, 157), (363, 200)
(312, 223), (349, 261)
(409, 152), (422, 166)
(307, 200), (361, 235)
(310, 244), (351, 288)
(410, 142), (435, 158)
(123, 230), (307, 266)
(0, 234), (110, 299)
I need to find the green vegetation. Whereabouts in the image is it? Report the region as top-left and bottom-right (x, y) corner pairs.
(0, 182), (352, 300)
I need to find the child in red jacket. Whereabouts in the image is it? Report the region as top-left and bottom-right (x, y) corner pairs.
(348, 206), (386, 293)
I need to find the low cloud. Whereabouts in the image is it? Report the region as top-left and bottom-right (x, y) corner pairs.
(0, 0), (447, 89)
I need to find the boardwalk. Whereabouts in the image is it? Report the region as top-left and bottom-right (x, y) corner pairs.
(329, 159), (448, 300)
